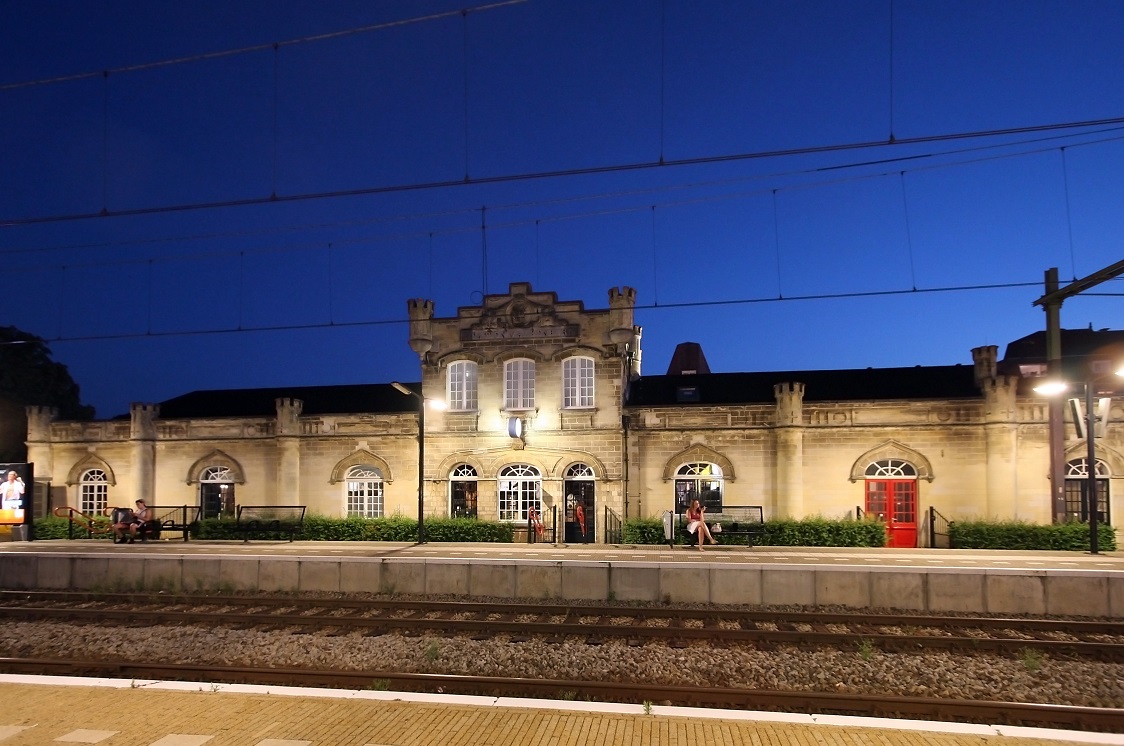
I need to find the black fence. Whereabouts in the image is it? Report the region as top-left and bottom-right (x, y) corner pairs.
(603, 507), (622, 544)
(928, 506), (952, 549)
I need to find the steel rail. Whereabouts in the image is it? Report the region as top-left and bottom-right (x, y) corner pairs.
(2, 603), (1122, 661)
(0, 657), (1120, 733)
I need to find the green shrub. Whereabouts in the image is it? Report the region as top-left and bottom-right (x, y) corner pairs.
(621, 518), (665, 545)
(620, 515), (887, 547)
(193, 514), (516, 543)
(31, 514), (113, 540)
(950, 519), (1115, 551)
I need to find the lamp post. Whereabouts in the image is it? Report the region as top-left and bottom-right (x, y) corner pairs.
(1034, 359), (1122, 555)
(391, 382), (445, 544)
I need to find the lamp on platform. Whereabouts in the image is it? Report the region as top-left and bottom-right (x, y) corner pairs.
(392, 382), (446, 544)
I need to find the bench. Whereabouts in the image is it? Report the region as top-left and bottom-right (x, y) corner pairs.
(235, 505), (306, 542)
(676, 505), (765, 547)
(148, 505), (202, 542)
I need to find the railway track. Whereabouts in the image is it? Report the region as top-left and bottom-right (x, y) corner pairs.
(2, 591), (1122, 661)
(1, 656), (1121, 733)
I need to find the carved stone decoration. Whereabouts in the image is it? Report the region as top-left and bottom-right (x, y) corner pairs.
(462, 293), (579, 342)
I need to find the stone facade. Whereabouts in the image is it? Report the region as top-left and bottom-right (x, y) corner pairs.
(23, 282), (1124, 545)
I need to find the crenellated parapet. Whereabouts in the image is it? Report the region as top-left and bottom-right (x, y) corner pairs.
(25, 405), (58, 441)
(275, 397), (304, 436)
(971, 345), (998, 388)
(129, 403), (160, 440)
(773, 382), (806, 426)
(981, 375), (1020, 423)
(608, 286), (636, 345)
(407, 298), (435, 358)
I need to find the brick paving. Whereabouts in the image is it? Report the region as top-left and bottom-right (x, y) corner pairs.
(0, 680), (1100, 746)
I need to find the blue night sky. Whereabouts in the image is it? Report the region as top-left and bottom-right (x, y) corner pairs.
(2, 0), (1122, 418)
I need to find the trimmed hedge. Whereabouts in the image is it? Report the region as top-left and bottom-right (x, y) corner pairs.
(950, 519), (1116, 551)
(621, 516), (887, 547)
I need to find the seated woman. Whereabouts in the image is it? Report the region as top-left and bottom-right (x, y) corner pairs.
(113, 499), (153, 544)
(686, 498), (718, 551)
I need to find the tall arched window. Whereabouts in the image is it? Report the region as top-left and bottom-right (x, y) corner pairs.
(498, 463), (541, 522)
(346, 465), (384, 518)
(79, 469), (108, 514)
(504, 358), (536, 410)
(449, 464), (478, 518)
(674, 463), (723, 512)
(1065, 458), (1110, 524)
(446, 360), (479, 412)
(562, 356), (594, 408)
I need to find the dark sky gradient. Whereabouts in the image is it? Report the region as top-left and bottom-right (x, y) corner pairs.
(2, 0), (1122, 417)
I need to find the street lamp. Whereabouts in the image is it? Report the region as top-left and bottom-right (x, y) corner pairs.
(1033, 359), (1122, 555)
(391, 382), (446, 544)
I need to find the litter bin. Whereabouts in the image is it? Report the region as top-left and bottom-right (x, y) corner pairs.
(11, 524), (31, 541)
(662, 510), (674, 547)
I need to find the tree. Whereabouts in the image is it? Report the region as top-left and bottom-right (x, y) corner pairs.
(0, 326), (95, 462)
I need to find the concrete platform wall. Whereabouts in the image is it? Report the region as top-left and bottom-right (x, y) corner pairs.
(3, 553), (1122, 617)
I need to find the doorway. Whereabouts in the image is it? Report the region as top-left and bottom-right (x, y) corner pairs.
(563, 463), (596, 543)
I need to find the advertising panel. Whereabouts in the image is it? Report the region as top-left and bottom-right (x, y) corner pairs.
(0, 463), (33, 526)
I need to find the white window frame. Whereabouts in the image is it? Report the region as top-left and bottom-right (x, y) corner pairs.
(498, 463), (541, 522)
(80, 469), (109, 515)
(345, 465), (384, 518)
(446, 360), (478, 412)
(562, 356), (595, 409)
(504, 358), (536, 411)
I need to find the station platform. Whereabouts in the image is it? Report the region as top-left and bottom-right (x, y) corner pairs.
(1, 540), (1122, 617)
(0, 675), (1118, 746)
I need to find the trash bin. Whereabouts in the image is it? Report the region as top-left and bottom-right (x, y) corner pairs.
(662, 510), (674, 547)
(11, 524), (31, 541)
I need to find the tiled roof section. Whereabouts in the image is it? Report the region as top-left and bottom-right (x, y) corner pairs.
(666, 342), (711, 375)
(627, 365), (980, 406)
(154, 383), (421, 419)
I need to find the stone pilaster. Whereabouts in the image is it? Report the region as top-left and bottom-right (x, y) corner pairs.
(773, 382), (805, 518)
(982, 375), (1020, 517)
(25, 406), (57, 482)
(275, 398), (303, 507)
(129, 404), (159, 503)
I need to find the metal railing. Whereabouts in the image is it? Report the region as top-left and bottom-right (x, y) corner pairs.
(929, 506), (952, 549)
(855, 505), (865, 520)
(603, 506), (622, 544)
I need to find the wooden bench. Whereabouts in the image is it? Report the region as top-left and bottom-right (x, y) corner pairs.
(677, 505), (765, 547)
(235, 505), (306, 542)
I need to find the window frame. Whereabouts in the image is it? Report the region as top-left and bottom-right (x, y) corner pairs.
(345, 465), (384, 518)
(497, 463), (542, 522)
(562, 356), (595, 409)
(446, 360), (479, 412)
(79, 469), (109, 515)
(504, 358), (536, 411)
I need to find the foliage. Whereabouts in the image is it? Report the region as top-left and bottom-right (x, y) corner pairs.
(950, 519), (1116, 551)
(32, 514), (112, 540)
(192, 513), (516, 542)
(0, 326), (96, 461)
(619, 515), (887, 547)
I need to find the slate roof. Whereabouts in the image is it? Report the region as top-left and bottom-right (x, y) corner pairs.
(151, 383), (421, 420)
(999, 328), (1124, 380)
(626, 365), (980, 407)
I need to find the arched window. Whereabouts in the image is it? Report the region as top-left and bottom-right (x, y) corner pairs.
(200, 465), (236, 519)
(498, 463), (541, 522)
(562, 356), (594, 408)
(504, 358), (536, 410)
(446, 360), (479, 412)
(674, 462), (723, 512)
(864, 459), (918, 478)
(79, 469), (108, 514)
(450, 464), (478, 519)
(1064, 458), (1110, 524)
(346, 465), (384, 518)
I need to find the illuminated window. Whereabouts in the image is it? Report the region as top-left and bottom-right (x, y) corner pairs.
(673, 462), (723, 512)
(79, 469), (108, 514)
(446, 361), (478, 412)
(450, 464), (478, 518)
(346, 465), (384, 518)
(498, 463), (541, 522)
(504, 358), (535, 410)
(562, 356), (594, 408)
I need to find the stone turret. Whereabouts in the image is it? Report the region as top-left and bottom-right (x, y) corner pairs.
(130, 403), (159, 440)
(971, 345), (998, 388)
(275, 398), (303, 436)
(407, 298), (435, 358)
(773, 382), (805, 426)
(629, 325), (643, 379)
(25, 406), (57, 442)
(608, 286), (636, 346)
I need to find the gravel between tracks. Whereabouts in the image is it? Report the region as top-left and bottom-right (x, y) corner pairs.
(2, 605), (1122, 708)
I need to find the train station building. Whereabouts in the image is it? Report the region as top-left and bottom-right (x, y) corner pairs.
(23, 282), (1124, 547)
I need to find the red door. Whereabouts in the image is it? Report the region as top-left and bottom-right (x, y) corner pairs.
(865, 480), (917, 548)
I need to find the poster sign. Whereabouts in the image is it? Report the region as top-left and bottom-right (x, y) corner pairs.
(0, 463), (33, 526)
